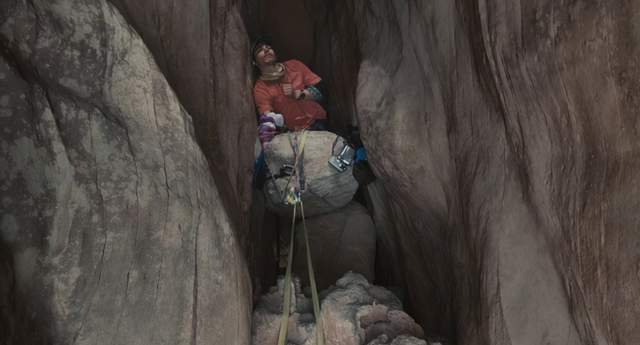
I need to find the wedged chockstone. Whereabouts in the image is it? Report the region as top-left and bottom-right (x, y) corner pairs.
(262, 131), (358, 218)
(293, 202), (376, 290)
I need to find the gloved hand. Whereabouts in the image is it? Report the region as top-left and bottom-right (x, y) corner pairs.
(263, 112), (284, 127)
(258, 123), (276, 146)
(259, 114), (275, 125)
(259, 121), (276, 131)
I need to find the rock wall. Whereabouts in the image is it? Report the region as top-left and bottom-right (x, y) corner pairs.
(348, 1), (640, 344)
(302, 0), (361, 133)
(109, 0), (256, 247)
(3, 1), (640, 344)
(0, 0), (250, 344)
(108, 0), (277, 304)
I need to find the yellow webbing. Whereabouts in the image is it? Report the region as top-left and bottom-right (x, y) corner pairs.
(301, 200), (324, 345)
(277, 201), (297, 345)
(277, 130), (324, 345)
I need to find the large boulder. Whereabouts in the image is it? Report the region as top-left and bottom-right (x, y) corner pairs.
(293, 202), (376, 290)
(263, 131), (359, 218)
(0, 1), (250, 344)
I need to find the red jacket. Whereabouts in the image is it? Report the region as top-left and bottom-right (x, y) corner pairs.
(253, 60), (326, 130)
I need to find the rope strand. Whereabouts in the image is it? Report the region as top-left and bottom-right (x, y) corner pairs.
(277, 129), (323, 345)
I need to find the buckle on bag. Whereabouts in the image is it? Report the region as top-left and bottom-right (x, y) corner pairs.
(328, 137), (354, 172)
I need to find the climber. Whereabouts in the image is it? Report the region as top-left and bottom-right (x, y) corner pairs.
(251, 37), (327, 145)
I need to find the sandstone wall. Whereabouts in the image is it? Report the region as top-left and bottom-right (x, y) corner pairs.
(0, 1), (250, 343)
(3, 1), (640, 344)
(351, 1), (640, 344)
(109, 0), (256, 246)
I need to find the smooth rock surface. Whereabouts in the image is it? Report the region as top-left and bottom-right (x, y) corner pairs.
(293, 202), (376, 291)
(0, 1), (250, 344)
(109, 0), (256, 249)
(363, 181), (406, 293)
(263, 131), (359, 218)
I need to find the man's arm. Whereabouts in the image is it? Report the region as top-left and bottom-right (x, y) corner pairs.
(253, 83), (285, 128)
(253, 84), (273, 114)
(287, 59), (322, 86)
(303, 80), (325, 102)
(286, 60), (325, 102)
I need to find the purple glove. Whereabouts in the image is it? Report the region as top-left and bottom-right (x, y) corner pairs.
(260, 112), (285, 127)
(259, 114), (275, 124)
(258, 123), (276, 145)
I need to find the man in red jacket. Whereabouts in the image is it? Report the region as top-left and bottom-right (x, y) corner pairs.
(252, 38), (326, 143)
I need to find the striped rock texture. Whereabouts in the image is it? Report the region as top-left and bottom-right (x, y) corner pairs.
(0, 1), (250, 344)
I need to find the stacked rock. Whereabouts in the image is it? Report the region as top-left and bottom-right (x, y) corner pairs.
(251, 273), (428, 345)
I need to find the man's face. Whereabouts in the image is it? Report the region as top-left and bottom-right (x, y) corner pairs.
(254, 44), (276, 65)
